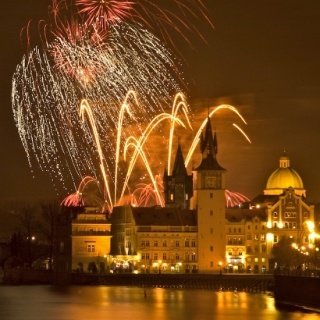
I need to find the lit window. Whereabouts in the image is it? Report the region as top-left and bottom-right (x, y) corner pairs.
(254, 258), (258, 262)
(87, 244), (95, 252)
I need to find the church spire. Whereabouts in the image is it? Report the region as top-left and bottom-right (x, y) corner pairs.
(195, 117), (226, 171)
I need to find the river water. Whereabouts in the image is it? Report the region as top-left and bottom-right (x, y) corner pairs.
(0, 285), (318, 320)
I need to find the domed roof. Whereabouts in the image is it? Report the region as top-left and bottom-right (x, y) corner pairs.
(264, 153), (305, 196)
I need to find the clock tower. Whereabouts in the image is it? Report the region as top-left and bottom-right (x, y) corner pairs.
(192, 117), (227, 273)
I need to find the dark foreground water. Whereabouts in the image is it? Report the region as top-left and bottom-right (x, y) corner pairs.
(0, 285), (318, 320)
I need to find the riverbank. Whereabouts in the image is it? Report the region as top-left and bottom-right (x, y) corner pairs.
(2, 268), (274, 292)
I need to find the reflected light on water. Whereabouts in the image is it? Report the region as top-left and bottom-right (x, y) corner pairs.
(0, 285), (318, 320)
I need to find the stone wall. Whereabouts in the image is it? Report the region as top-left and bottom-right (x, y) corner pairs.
(274, 275), (320, 308)
(3, 268), (53, 284)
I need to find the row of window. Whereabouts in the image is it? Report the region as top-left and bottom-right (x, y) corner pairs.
(228, 228), (242, 233)
(273, 212), (308, 218)
(273, 222), (297, 229)
(141, 239), (196, 247)
(246, 245), (267, 253)
(228, 238), (243, 245)
(247, 257), (266, 263)
(247, 225), (265, 230)
(247, 234), (266, 241)
(227, 244), (267, 255)
(141, 252), (196, 261)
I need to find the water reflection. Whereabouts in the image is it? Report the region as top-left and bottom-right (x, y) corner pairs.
(0, 285), (318, 320)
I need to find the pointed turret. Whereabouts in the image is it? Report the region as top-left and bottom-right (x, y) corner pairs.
(195, 117), (226, 171)
(172, 144), (188, 177)
(163, 143), (193, 209)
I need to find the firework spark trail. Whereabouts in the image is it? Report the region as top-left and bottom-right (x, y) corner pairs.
(115, 90), (137, 204)
(77, 175), (100, 194)
(121, 112), (186, 203)
(12, 21), (183, 196)
(124, 136), (164, 206)
(185, 105), (248, 167)
(167, 92), (193, 175)
(232, 124), (252, 144)
(225, 190), (250, 207)
(12, 1), (252, 208)
(79, 99), (113, 210)
(75, 0), (214, 48)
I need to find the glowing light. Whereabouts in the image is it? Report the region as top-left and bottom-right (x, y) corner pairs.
(185, 105), (248, 167)
(12, 1), (251, 210)
(266, 233), (273, 241)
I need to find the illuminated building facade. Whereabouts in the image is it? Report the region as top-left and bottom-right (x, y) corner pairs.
(55, 123), (318, 275)
(225, 153), (316, 273)
(111, 206), (198, 273)
(54, 205), (112, 280)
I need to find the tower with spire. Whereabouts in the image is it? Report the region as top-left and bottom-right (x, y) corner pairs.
(192, 117), (227, 273)
(163, 144), (193, 209)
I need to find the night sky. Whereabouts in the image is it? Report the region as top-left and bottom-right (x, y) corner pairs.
(1, 1), (320, 205)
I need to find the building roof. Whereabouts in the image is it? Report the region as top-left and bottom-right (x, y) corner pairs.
(131, 206), (197, 226)
(226, 208), (267, 223)
(265, 152), (305, 196)
(195, 117), (226, 171)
